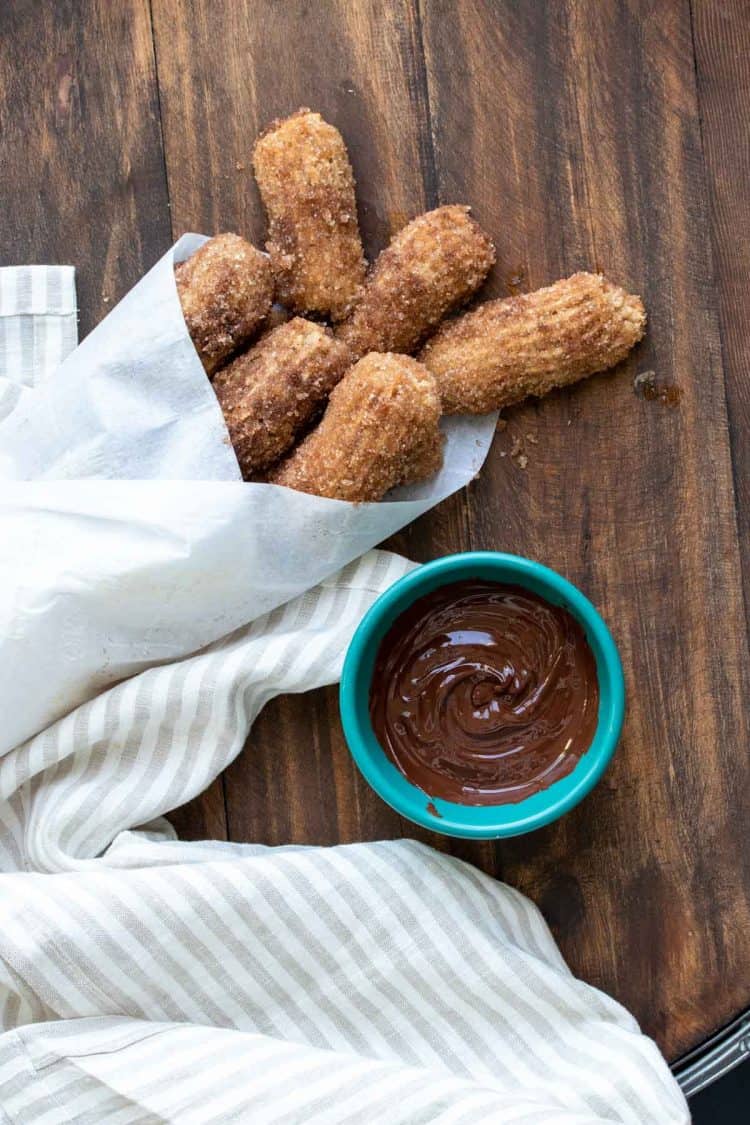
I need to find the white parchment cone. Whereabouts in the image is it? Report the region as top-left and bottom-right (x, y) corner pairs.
(0, 234), (496, 754)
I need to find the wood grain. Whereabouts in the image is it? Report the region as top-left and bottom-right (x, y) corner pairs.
(0, 0), (170, 337)
(151, 0), (431, 249)
(5, 0), (749, 1062)
(160, 0), (750, 1058)
(691, 0), (750, 617)
(169, 777), (228, 842)
(420, 0), (750, 1058)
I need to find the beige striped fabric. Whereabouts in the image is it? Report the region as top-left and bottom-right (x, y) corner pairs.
(0, 266), (76, 421)
(0, 549), (413, 873)
(0, 266), (689, 1123)
(0, 840), (689, 1124)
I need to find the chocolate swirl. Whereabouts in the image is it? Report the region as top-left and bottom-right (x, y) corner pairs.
(369, 580), (599, 805)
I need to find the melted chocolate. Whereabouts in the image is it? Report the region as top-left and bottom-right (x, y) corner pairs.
(369, 580), (599, 805)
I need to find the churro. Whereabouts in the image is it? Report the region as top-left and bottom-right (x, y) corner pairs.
(253, 109), (366, 320)
(175, 233), (273, 376)
(213, 318), (351, 478)
(419, 272), (646, 413)
(270, 353), (443, 502)
(336, 205), (495, 359)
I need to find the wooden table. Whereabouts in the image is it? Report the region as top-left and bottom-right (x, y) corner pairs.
(2, 0), (748, 1064)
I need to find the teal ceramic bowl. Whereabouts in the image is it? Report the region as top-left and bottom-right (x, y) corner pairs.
(340, 552), (624, 839)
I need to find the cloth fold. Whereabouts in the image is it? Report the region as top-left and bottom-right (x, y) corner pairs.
(0, 547), (414, 873)
(0, 839), (687, 1124)
(0, 265), (689, 1123)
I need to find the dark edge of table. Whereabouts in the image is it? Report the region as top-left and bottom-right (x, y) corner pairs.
(673, 1009), (750, 1097)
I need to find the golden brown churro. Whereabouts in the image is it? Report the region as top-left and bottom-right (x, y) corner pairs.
(213, 318), (352, 478)
(419, 272), (646, 414)
(270, 353), (444, 502)
(175, 233), (273, 376)
(336, 205), (495, 360)
(253, 109), (366, 321)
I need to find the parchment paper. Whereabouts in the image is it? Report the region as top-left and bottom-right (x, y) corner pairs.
(0, 235), (496, 752)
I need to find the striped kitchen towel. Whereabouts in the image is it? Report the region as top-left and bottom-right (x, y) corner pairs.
(0, 265), (689, 1123)
(0, 265), (76, 421)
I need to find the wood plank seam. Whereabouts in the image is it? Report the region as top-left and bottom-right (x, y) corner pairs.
(414, 0), (478, 559)
(146, 0), (177, 245)
(412, 0), (440, 210)
(687, 0), (750, 644)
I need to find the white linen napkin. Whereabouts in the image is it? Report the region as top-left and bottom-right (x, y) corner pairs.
(0, 264), (689, 1123)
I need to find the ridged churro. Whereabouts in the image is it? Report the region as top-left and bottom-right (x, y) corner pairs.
(270, 353), (444, 502)
(213, 318), (352, 478)
(336, 205), (495, 360)
(175, 233), (273, 376)
(420, 272), (646, 413)
(253, 109), (366, 321)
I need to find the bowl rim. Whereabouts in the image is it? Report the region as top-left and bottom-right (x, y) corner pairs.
(339, 551), (625, 839)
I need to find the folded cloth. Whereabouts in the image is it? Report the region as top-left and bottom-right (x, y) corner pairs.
(0, 547), (414, 872)
(0, 266), (689, 1123)
(0, 839), (688, 1124)
(0, 265), (76, 421)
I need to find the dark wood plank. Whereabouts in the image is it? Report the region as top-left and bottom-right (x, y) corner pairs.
(148, 0), (750, 1058)
(691, 2), (750, 636)
(0, 0), (170, 337)
(152, 0), (431, 250)
(150, 0), (469, 846)
(169, 778), (229, 842)
(420, 0), (750, 1060)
